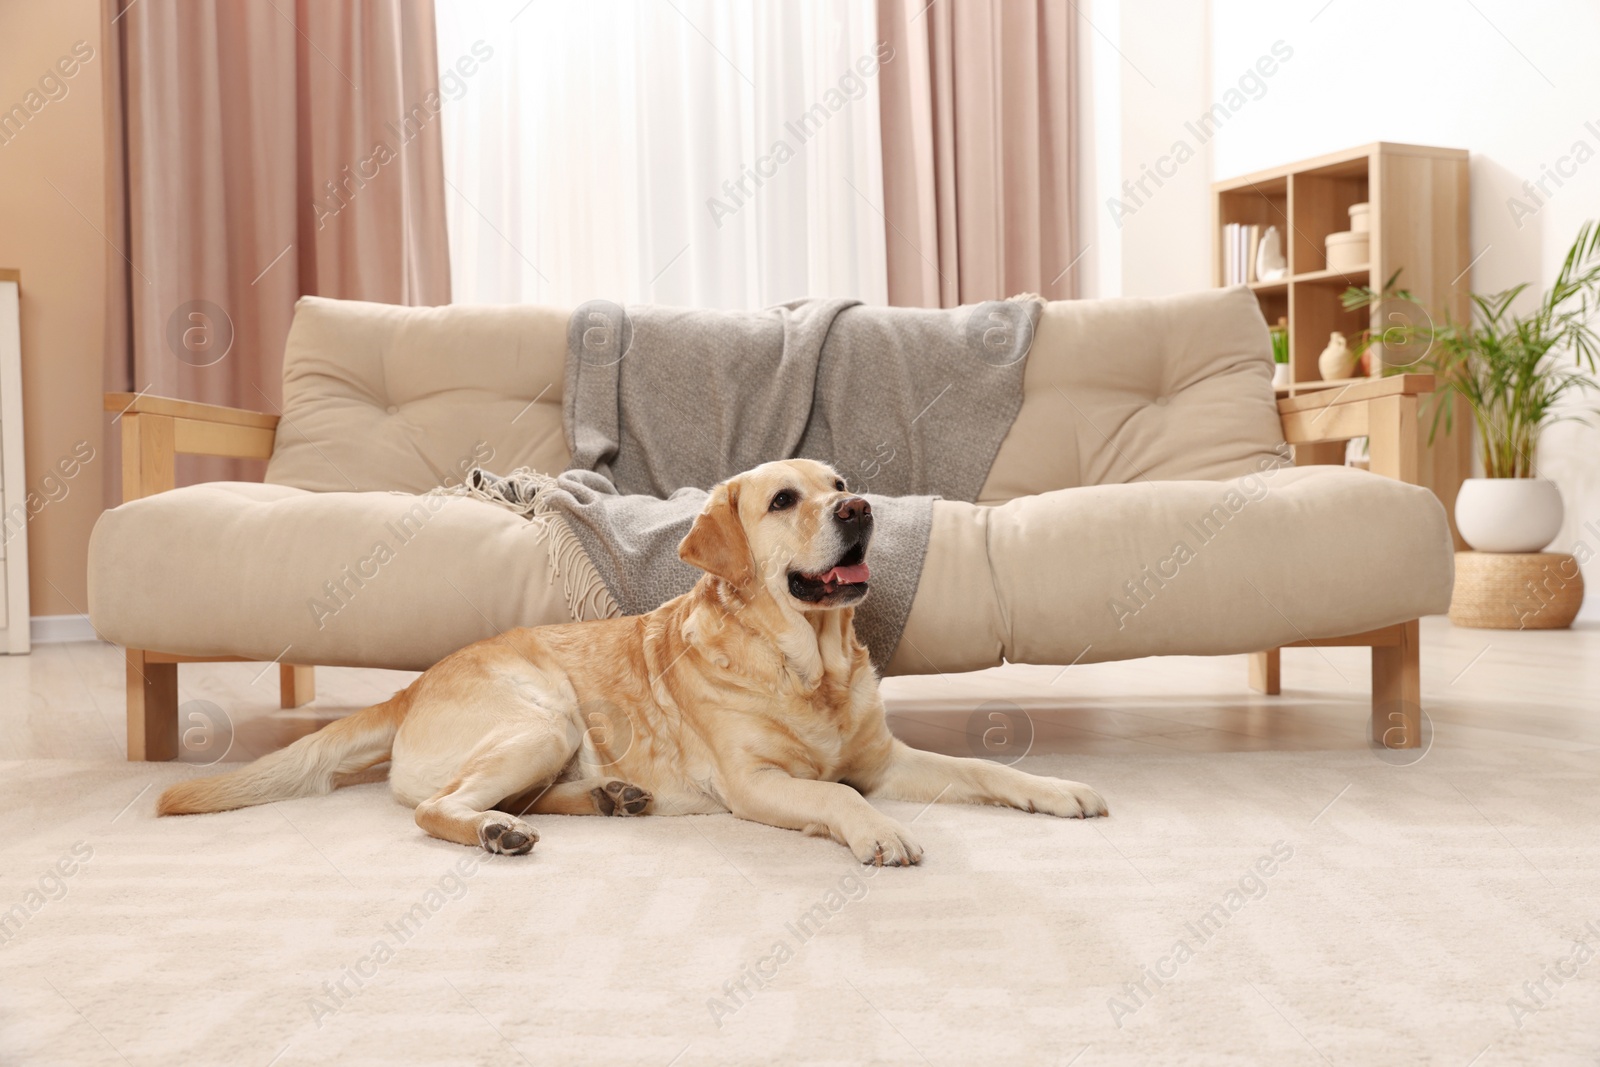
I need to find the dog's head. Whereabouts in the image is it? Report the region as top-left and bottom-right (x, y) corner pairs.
(678, 459), (872, 610)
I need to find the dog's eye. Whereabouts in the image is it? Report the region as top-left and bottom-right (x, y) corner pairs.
(769, 490), (797, 512)
(834, 479), (846, 491)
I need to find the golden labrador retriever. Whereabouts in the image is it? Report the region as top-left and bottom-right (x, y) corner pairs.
(160, 459), (1106, 864)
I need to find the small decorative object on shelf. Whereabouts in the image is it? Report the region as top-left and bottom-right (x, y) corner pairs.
(1269, 319), (1291, 387)
(1345, 436), (1370, 470)
(1256, 226), (1287, 282)
(1317, 331), (1355, 381)
(1449, 551), (1584, 630)
(1348, 201), (1370, 233)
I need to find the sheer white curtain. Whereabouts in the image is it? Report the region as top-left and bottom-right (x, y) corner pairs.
(435, 0), (888, 308)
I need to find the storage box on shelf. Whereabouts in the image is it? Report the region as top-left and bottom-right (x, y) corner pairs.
(1211, 141), (1473, 545)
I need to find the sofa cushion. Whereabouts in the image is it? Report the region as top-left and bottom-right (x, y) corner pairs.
(91, 466), (1453, 676)
(87, 482), (610, 671)
(265, 289), (1281, 505)
(888, 465), (1455, 675)
(980, 286), (1285, 501)
(264, 297), (573, 494)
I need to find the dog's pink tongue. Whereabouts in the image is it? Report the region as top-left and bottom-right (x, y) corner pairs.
(823, 563), (870, 584)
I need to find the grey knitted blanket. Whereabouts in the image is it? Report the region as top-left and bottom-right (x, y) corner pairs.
(518, 296), (1039, 667)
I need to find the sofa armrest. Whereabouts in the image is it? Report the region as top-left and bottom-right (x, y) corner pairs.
(1276, 373), (1434, 484)
(104, 392), (280, 502)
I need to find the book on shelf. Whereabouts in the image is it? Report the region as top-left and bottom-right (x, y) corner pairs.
(1220, 223), (1262, 285)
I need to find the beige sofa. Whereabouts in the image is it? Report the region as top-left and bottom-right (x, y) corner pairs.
(90, 287), (1453, 760)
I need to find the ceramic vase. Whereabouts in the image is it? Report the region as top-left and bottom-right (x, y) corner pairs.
(1317, 332), (1353, 381)
(1256, 226), (1287, 282)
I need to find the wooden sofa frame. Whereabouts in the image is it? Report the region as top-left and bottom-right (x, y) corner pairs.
(105, 373), (1434, 760)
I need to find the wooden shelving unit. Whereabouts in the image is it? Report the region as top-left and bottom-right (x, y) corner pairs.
(1212, 142), (1474, 544)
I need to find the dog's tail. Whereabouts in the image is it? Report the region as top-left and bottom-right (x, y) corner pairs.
(157, 690), (412, 816)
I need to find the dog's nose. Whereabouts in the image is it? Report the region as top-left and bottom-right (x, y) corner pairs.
(835, 496), (872, 523)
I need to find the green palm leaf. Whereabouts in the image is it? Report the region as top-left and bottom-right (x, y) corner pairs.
(1341, 221), (1600, 478)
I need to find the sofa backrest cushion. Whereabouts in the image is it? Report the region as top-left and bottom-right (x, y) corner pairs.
(267, 287), (1286, 499)
(266, 297), (572, 493)
(979, 286), (1286, 502)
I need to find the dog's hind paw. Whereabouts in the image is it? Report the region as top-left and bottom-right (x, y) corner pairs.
(592, 779), (653, 817)
(478, 813), (539, 855)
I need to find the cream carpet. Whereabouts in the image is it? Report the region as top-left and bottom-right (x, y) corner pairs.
(2, 748), (1596, 1066)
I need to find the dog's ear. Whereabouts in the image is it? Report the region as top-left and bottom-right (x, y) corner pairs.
(678, 480), (754, 586)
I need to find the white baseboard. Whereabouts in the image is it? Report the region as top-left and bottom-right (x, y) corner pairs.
(30, 614), (99, 644)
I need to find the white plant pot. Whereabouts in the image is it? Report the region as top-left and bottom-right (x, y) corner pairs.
(1454, 477), (1564, 553)
(1271, 362), (1291, 388)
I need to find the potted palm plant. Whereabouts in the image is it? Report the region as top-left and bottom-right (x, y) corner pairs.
(1344, 221), (1600, 552)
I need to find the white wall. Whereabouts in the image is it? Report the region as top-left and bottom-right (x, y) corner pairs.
(1073, 0), (1120, 299)
(1077, 0), (1215, 299)
(1097, 0), (1600, 612)
(1110, 0), (1215, 298)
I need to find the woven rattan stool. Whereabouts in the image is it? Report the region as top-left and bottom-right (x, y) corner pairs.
(1449, 552), (1584, 630)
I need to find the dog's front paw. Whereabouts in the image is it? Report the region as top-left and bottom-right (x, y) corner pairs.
(1017, 778), (1108, 819)
(591, 779), (653, 817)
(846, 819), (923, 867)
(477, 812), (539, 855)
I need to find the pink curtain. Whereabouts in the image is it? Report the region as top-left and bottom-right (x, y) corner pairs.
(876, 0), (1076, 308)
(101, 0), (450, 488)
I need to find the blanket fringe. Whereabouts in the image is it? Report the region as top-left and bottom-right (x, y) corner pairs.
(426, 469), (621, 623)
(531, 492), (622, 622)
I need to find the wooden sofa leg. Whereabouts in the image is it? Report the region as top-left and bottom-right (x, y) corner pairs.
(280, 664), (316, 709)
(1371, 619), (1422, 748)
(127, 649), (179, 761)
(1247, 649), (1281, 695)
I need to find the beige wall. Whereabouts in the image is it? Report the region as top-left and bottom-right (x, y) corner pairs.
(0, 0), (105, 618)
